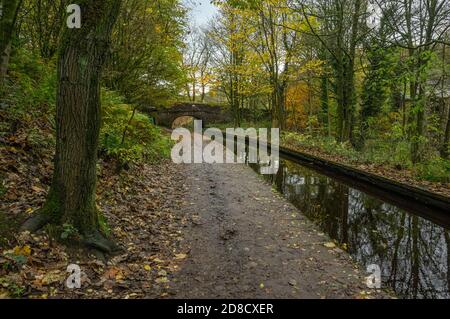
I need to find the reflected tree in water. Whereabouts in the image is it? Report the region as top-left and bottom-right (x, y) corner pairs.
(257, 159), (450, 298)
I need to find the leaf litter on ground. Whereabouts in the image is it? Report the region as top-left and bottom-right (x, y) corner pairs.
(0, 134), (190, 298)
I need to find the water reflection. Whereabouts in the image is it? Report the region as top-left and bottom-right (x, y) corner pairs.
(251, 159), (450, 299)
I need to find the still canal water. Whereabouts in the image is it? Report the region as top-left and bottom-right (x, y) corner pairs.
(250, 158), (450, 299)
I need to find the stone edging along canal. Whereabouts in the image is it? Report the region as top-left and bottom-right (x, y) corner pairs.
(229, 134), (450, 227)
(190, 130), (449, 226)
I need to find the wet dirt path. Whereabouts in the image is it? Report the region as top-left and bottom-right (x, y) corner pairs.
(169, 161), (390, 299)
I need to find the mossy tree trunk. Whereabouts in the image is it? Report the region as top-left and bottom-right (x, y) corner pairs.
(441, 106), (450, 159)
(0, 0), (22, 80)
(24, 0), (122, 252)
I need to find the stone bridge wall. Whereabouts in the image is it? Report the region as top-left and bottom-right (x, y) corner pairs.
(155, 103), (232, 127)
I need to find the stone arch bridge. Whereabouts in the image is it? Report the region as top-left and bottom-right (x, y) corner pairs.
(151, 103), (232, 128)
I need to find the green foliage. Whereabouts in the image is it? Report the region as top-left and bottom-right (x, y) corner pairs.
(205, 120), (272, 131)
(1, 48), (57, 152)
(2, 48), (172, 166)
(100, 90), (173, 164)
(360, 116), (413, 168)
(415, 157), (450, 183)
(360, 45), (399, 121)
(3, 48), (57, 119)
(104, 0), (187, 107)
(26, 126), (55, 149)
(363, 138), (412, 168)
(213, 0), (261, 9)
(98, 212), (111, 237)
(0, 210), (17, 247)
(0, 176), (6, 198)
(282, 132), (360, 161)
(0, 277), (26, 298)
(60, 223), (79, 240)
(283, 129), (410, 166)
(282, 129), (450, 183)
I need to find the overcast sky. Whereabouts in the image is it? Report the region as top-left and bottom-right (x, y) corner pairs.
(187, 0), (218, 26)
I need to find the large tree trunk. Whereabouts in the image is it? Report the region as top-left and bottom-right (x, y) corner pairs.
(411, 77), (428, 163)
(0, 0), (22, 80)
(23, 0), (122, 252)
(410, 1), (439, 163)
(333, 0), (361, 143)
(333, 0), (347, 142)
(441, 104), (450, 159)
(343, 0), (361, 144)
(320, 73), (330, 136)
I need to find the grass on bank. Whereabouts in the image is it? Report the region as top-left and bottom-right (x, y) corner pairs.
(282, 131), (450, 184)
(202, 118), (449, 184)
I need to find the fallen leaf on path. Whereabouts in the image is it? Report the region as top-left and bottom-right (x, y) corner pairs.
(158, 269), (167, 276)
(152, 258), (164, 263)
(288, 280), (297, 286)
(155, 277), (169, 284)
(41, 270), (64, 286)
(31, 186), (45, 193)
(324, 242), (336, 248)
(175, 253), (187, 260)
(103, 267), (120, 280)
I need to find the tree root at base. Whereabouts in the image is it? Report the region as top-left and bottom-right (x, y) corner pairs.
(20, 213), (122, 255)
(83, 230), (122, 254)
(20, 213), (51, 233)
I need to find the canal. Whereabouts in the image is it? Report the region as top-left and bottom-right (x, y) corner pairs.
(249, 157), (450, 299)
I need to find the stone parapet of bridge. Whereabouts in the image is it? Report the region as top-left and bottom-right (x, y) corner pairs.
(154, 103), (232, 127)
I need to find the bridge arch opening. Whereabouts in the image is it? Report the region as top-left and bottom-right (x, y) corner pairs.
(171, 116), (197, 129)
(154, 103), (231, 128)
